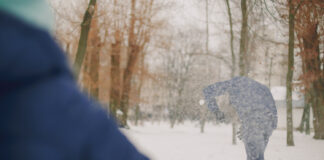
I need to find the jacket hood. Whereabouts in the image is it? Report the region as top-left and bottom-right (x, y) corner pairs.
(0, 11), (71, 93)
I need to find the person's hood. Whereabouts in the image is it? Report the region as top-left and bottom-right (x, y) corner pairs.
(0, 11), (71, 94)
(0, 0), (54, 32)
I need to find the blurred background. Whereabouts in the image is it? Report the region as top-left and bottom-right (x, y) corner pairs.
(49, 0), (323, 159)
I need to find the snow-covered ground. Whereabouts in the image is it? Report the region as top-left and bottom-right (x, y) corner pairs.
(122, 108), (324, 160)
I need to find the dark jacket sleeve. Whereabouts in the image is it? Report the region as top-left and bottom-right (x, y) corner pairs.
(60, 78), (149, 160)
(202, 81), (231, 120)
(84, 110), (148, 160)
(203, 80), (231, 112)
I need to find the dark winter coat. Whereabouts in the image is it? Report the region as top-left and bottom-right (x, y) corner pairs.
(0, 11), (148, 160)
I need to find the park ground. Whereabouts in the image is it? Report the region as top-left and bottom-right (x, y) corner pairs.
(123, 107), (324, 160)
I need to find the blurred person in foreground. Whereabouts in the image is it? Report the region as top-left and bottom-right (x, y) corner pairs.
(0, 0), (148, 159)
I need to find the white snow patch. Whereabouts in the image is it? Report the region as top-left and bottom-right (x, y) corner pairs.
(271, 86), (302, 101)
(122, 121), (324, 160)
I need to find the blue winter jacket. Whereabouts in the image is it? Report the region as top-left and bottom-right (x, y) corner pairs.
(0, 11), (148, 160)
(203, 76), (277, 130)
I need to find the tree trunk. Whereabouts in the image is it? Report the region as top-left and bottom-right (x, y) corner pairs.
(170, 115), (176, 128)
(109, 31), (122, 119)
(134, 48), (146, 126)
(312, 88), (324, 139)
(119, 0), (138, 127)
(120, 74), (132, 127)
(239, 0), (248, 76)
(134, 104), (140, 126)
(225, 0), (236, 77)
(286, 0), (295, 146)
(302, 23), (324, 139)
(311, 41), (324, 139)
(205, 0), (209, 55)
(298, 92), (310, 135)
(80, 7), (100, 100)
(88, 15), (100, 100)
(232, 122), (237, 145)
(225, 0), (237, 144)
(200, 117), (206, 133)
(268, 57), (273, 88)
(74, 0), (97, 77)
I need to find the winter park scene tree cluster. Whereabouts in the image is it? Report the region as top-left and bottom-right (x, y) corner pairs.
(46, 0), (324, 159)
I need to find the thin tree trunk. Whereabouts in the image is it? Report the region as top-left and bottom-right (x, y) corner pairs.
(232, 122), (237, 145)
(268, 57), (273, 88)
(239, 0), (248, 76)
(170, 115), (176, 128)
(81, 12), (100, 99)
(109, 31), (122, 119)
(200, 116), (206, 133)
(313, 88), (324, 139)
(298, 92), (310, 134)
(134, 51), (145, 126)
(198, 0), (209, 134)
(81, 49), (91, 94)
(225, 0), (237, 144)
(300, 45), (312, 136)
(120, 71), (133, 128)
(109, 0), (122, 121)
(74, 0), (97, 77)
(120, 0), (137, 127)
(286, 0), (295, 146)
(135, 104), (140, 126)
(205, 0), (209, 55)
(225, 0), (236, 77)
(88, 13), (100, 100)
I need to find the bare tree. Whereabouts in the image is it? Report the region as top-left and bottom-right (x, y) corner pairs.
(74, 0), (97, 77)
(119, 0), (157, 127)
(162, 29), (204, 128)
(286, 0), (299, 146)
(295, 0), (324, 139)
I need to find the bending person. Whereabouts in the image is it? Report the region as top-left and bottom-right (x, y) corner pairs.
(203, 76), (277, 160)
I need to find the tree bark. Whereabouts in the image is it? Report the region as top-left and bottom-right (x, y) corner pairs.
(268, 57), (273, 88)
(312, 86), (324, 139)
(225, 0), (236, 77)
(294, 1), (323, 139)
(298, 92), (310, 134)
(239, 0), (248, 76)
(109, 31), (122, 119)
(308, 29), (324, 139)
(297, 20), (323, 139)
(79, 5), (100, 100)
(200, 116), (206, 133)
(88, 15), (100, 100)
(225, 0), (237, 144)
(74, 0), (97, 77)
(286, 0), (295, 146)
(134, 49), (145, 126)
(119, 0), (138, 127)
(205, 0), (209, 55)
(134, 104), (141, 126)
(232, 122), (237, 145)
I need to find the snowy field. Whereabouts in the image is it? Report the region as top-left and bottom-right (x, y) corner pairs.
(122, 108), (324, 160)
